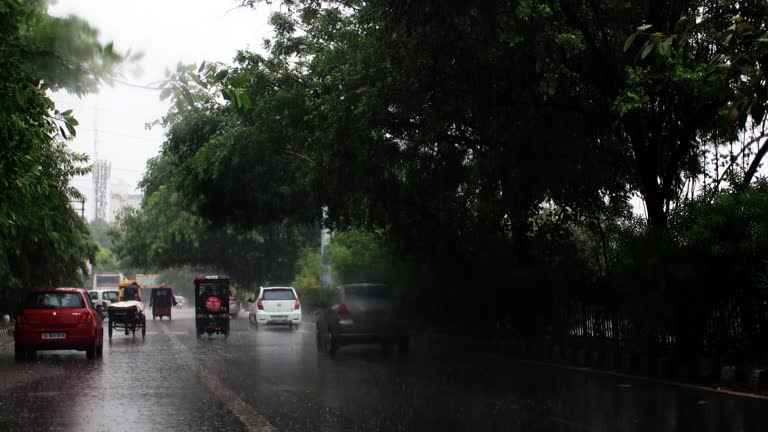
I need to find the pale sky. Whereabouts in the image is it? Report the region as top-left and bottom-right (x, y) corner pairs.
(49, 0), (275, 221)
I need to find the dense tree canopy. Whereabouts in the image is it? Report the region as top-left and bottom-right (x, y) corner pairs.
(115, 0), (768, 346)
(0, 0), (127, 309)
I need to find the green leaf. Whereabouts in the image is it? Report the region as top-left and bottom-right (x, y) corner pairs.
(623, 33), (638, 52)
(181, 86), (195, 107)
(240, 93), (252, 109)
(15, 88), (26, 105)
(198, 61), (206, 73)
(65, 122), (77, 137)
(159, 88), (172, 100)
(724, 33), (733, 45)
(61, 109), (73, 116)
(637, 24), (653, 32)
(640, 42), (654, 59)
(231, 74), (248, 88)
(214, 70), (229, 82)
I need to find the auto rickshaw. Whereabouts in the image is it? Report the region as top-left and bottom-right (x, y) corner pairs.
(150, 285), (177, 320)
(195, 275), (230, 338)
(118, 280), (142, 302)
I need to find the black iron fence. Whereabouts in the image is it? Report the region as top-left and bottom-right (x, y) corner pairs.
(558, 295), (768, 362)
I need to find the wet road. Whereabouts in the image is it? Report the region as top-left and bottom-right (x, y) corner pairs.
(1, 308), (767, 431)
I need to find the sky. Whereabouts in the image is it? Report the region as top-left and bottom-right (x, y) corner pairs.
(49, 0), (275, 221)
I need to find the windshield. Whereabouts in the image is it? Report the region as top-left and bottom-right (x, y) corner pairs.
(262, 289), (295, 301)
(103, 291), (119, 302)
(25, 292), (84, 309)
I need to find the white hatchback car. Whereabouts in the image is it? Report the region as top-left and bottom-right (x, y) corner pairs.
(249, 286), (301, 329)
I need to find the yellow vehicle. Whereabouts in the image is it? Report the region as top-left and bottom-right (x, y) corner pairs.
(118, 280), (143, 302)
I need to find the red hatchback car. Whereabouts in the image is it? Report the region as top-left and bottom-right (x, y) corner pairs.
(14, 288), (104, 360)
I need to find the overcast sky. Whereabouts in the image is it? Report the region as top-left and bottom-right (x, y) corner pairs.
(49, 0), (275, 220)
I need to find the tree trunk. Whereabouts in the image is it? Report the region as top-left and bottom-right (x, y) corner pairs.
(739, 137), (768, 190)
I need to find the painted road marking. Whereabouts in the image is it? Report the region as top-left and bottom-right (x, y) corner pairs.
(158, 324), (277, 432)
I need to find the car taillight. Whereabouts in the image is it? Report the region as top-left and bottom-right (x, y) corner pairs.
(294, 299), (301, 310)
(257, 298), (264, 310)
(336, 303), (349, 316)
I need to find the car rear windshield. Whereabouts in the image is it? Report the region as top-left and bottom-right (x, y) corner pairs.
(25, 292), (85, 309)
(262, 289), (295, 301)
(344, 285), (393, 299)
(103, 291), (119, 302)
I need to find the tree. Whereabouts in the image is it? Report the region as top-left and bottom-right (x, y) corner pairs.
(112, 156), (318, 289)
(0, 0), (127, 311)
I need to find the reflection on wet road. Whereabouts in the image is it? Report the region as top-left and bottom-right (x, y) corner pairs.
(0, 308), (766, 431)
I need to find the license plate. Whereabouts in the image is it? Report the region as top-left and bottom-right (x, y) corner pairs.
(271, 316), (287, 321)
(42, 332), (66, 340)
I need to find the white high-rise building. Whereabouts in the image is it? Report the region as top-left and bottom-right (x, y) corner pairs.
(109, 179), (142, 222)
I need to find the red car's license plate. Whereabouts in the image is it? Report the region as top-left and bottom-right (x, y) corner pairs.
(41, 332), (66, 340)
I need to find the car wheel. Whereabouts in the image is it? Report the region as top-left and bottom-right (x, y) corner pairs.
(326, 329), (338, 355)
(86, 340), (96, 360)
(108, 322), (113, 340)
(97, 338), (104, 356)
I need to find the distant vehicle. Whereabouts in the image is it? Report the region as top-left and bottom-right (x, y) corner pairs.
(14, 288), (104, 360)
(174, 295), (185, 308)
(248, 286), (301, 329)
(87, 289), (119, 319)
(150, 286), (177, 320)
(229, 295), (240, 317)
(195, 275), (230, 338)
(92, 272), (125, 290)
(316, 283), (408, 355)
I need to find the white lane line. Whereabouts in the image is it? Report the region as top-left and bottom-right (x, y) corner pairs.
(158, 325), (278, 432)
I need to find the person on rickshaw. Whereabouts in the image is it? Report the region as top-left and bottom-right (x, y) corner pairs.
(119, 281), (142, 302)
